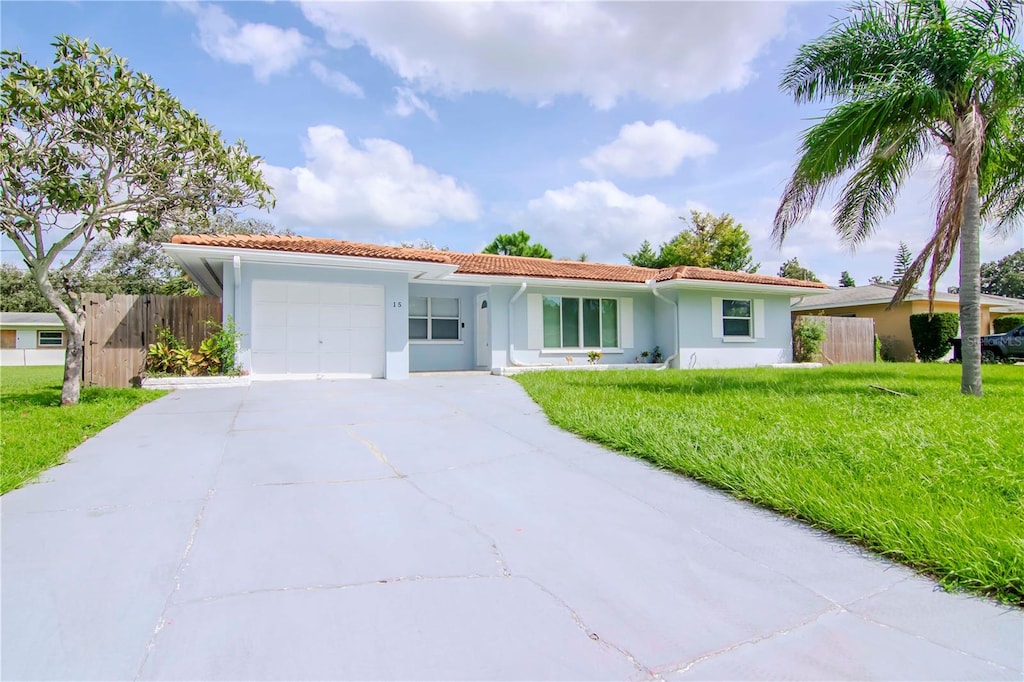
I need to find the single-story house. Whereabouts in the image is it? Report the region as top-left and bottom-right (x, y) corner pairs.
(163, 235), (829, 380)
(791, 284), (1024, 362)
(0, 312), (66, 366)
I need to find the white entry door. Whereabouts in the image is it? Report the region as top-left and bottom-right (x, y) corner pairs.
(251, 280), (386, 378)
(475, 293), (489, 368)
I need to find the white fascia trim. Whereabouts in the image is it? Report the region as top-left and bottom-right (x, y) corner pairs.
(441, 274), (649, 290)
(790, 296), (920, 311)
(0, 323), (65, 329)
(653, 279), (832, 296)
(161, 244), (459, 280)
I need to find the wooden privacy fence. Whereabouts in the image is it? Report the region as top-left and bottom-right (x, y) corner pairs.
(795, 315), (876, 364)
(84, 293), (222, 387)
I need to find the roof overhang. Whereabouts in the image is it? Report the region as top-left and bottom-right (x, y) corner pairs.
(162, 244), (460, 296)
(653, 278), (831, 297)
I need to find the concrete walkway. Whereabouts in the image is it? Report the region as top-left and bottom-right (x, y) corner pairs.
(2, 373), (1021, 680)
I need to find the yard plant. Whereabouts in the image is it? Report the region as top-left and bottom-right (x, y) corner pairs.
(0, 366), (164, 493)
(994, 315), (1024, 334)
(909, 312), (960, 361)
(515, 364), (1024, 604)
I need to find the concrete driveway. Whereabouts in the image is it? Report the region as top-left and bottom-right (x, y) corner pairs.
(2, 373), (1021, 680)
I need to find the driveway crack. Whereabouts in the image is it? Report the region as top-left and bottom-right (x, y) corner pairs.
(655, 603), (844, 677)
(345, 428), (512, 578)
(132, 385), (249, 681)
(517, 575), (654, 679)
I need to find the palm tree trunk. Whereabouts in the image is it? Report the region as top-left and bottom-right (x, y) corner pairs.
(959, 172), (983, 396)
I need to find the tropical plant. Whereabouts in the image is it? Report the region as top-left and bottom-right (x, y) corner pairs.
(205, 317), (242, 374)
(839, 270), (857, 287)
(586, 350), (602, 364)
(482, 230), (552, 258)
(1, 36), (272, 404)
(772, 0), (1024, 395)
(624, 211), (759, 272)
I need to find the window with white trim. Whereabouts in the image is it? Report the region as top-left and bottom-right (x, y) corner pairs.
(542, 296), (618, 349)
(409, 296), (460, 341)
(722, 299), (752, 337)
(37, 330), (65, 347)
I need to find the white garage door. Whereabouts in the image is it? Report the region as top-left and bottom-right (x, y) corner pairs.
(251, 281), (386, 378)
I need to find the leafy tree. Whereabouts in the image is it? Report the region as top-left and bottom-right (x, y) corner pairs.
(891, 241), (914, 283)
(577, 252), (589, 262)
(399, 239), (449, 251)
(625, 211), (759, 272)
(778, 257), (822, 282)
(839, 270), (856, 287)
(78, 214), (291, 296)
(980, 248), (1024, 298)
(624, 240), (660, 268)
(1, 264), (54, 312)
(1, 36), (271, 404)
(482, 230), (552, 258)
(772, 0), (1024, 396)
(869, 275), (888, 285)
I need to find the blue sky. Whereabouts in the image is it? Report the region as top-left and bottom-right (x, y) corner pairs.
(2, 1), (1021, 289)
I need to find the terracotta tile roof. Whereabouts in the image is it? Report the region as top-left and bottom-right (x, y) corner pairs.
(170, 234), (828, 289)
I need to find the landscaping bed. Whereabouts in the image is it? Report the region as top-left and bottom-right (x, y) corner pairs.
(0, 366), (165, 494)
(514, 363), (1024, 604)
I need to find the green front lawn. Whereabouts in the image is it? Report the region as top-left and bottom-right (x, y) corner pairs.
(0, 366), (165, 494)
(515, 364), (1024, 604)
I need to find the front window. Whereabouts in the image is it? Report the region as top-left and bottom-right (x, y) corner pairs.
(409, 296), (460, 341)
(543, 297), (618, 349)
(722, 299), (752, 337)
(38, 330), (65, 347)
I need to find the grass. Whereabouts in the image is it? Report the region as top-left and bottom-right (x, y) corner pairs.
(514, 363), (1024, 605)
(0, 366), (165, 494)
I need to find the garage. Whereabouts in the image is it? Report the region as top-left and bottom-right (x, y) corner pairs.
(251, 280), (386, 378)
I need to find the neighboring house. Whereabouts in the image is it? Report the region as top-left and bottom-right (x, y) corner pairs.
(791, 284), (1024, 361)
(0, 312), (66, 366)
(163, 235), (829, 380)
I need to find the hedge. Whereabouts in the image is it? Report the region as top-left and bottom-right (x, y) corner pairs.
(909, 312), (960, 362)
(993, 315), (1024, 334)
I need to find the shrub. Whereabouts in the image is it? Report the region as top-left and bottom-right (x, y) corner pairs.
(205, 317), (241, 374)
(793, 317), (826, 362)
(909, 312), (959, 362)
(993, 315), (1024, 334)
(877, 335), (900, 362)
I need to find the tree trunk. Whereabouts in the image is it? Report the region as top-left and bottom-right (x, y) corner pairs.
(29, 268), (87, 405)
(959, 172), (983, 396)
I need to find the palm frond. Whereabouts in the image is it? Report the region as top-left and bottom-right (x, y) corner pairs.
(781, 0), (943, 103)
(774, 87), (947, 245)
(833, 129), (930, 246)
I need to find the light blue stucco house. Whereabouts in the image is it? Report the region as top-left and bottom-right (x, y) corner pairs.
(164, 235), (829, 380)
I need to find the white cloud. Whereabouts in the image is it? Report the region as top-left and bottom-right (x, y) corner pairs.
(516, 181), (688, 262)
(582, 121), (717, 178)
(181, 2), (309, 81)
(299, 2), (790, 108)
(309, 60), (364, 97)
(392, 87), (438, 122)
(262, 125), (479, 233)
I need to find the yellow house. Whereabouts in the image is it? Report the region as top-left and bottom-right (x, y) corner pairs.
(791, 285), (1024, 361)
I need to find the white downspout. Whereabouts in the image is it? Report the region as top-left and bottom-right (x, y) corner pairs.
(647, 279), (679, 370)
(508, 282), (551, 367)
(232, 256), (241, 323)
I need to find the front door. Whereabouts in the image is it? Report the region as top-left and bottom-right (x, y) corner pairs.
(475, 294), (489, 368)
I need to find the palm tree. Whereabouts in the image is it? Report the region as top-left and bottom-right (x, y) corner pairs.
(773, 0), (1024, 395)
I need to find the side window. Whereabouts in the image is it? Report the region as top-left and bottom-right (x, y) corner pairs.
(722, 299), (752, 337)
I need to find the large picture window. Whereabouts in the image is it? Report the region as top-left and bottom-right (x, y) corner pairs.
(722, 299), (752, 337)
(542, 297), (618, 349)
(409, 296), (460, 341)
